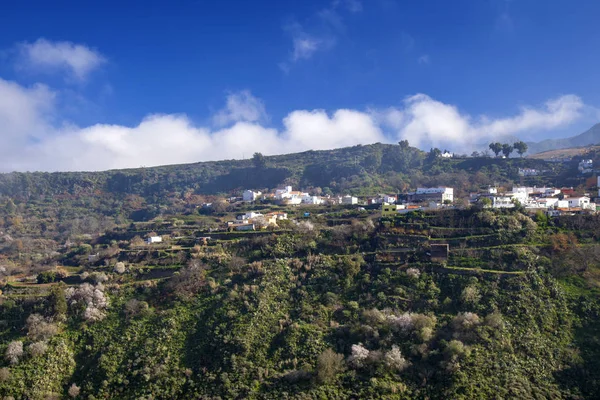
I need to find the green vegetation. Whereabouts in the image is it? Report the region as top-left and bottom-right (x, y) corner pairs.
(0, 200), (599, 398)
(0, 143), (599, 398)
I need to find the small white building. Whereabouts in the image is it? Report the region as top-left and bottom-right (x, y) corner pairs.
(414, 187), (454, 203)
(383, 195), (397, 204)
(441, 151), (453, 158)
(568, 196), (591, 208)
(518, 168), (539, 176)
(243, 190), (262, 202)
(342, 196), (359, 205)
(146, 236), (163, 244)
(491, 196), (515, 208)
(578, 159), (593, 173)
(302, 195), (324, 205)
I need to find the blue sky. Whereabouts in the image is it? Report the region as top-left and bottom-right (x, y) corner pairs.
(0, 0), (599, 171)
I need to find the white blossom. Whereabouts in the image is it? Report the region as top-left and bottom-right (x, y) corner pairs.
(348, 344), (370, 368)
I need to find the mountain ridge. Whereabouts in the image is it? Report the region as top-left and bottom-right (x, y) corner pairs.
(526, 123), (600, 154)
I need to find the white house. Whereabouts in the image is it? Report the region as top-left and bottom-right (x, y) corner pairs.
(412, 187), (454, 203)
(491, 196), (515, 208)
(342, 196), (359, 205)
(243, 190), (262, 202)
(488, 187), (498, 194)
(383, 195), (397, 204)
(568, 196), (591, 208)
(239, 212), (263, 220)
(146, 236), (163, 244)
(302, 195), (323, 205)
(441, 151), (453, 158)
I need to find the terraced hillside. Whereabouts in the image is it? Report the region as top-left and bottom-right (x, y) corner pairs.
(1, 204), (599, 399)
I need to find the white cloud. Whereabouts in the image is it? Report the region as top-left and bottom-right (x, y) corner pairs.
(378, 94), (584, 150)
(292, 37), (323, 61)
(0, 77), (588, 172)
(212, 90), (268, 126)
(17, 38), (106, 81)
(282, 0), (360, 69)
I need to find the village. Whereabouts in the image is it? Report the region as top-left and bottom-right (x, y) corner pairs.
(209, 174), (600, 232)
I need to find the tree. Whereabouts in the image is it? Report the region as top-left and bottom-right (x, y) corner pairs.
(428, 148), (442, 161)
(48, 283), (68, 320)
(252, 152), (266, 169)
(316, 349), (345, 384)
(501, 143), (513, 158)
(513, 141), (528, 157)
(479, 197), (492, 208)
(5, 341), (23, 364)
(398, 140), (409, 149)
(489, 142), (503, 157)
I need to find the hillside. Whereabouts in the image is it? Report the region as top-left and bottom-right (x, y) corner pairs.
(527, 145), (600, 160)
(0, 205), (599, 398)
(0, 143), (599, 398)
(527, 123), (600, 154)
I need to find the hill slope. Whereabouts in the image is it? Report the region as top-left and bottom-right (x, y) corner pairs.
(527, 123), (600, 154)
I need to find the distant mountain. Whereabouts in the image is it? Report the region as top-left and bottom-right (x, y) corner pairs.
(527, 123), (600, 154)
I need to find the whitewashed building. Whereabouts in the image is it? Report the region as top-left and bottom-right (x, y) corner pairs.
(243, 190), (262, 202)
(342, 196), (359, 205)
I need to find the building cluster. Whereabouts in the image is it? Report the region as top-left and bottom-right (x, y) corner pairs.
(380, 187), (455, 217)
(243, 186), (358, 206)
(472, 183), (599, 215)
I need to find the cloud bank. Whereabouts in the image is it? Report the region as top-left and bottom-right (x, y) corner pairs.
(17, 38), (106, 81)
(0, 77), (587, 172)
